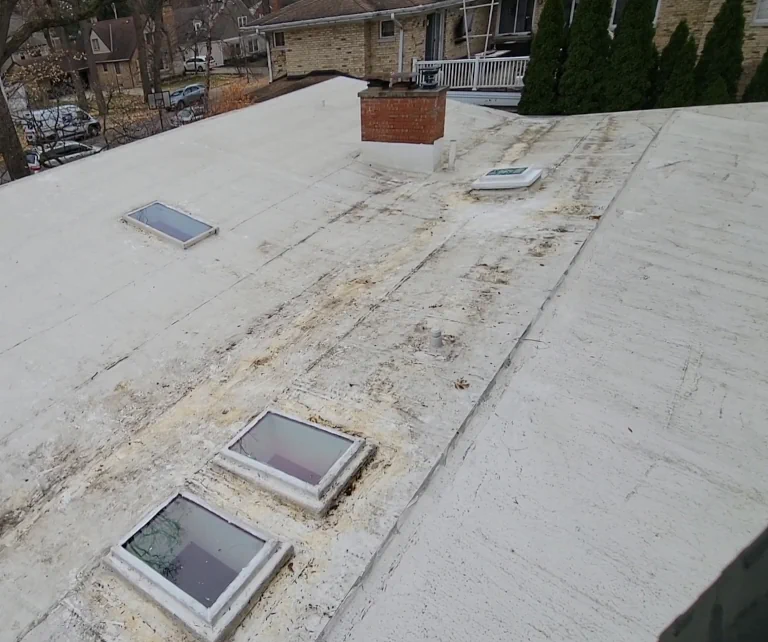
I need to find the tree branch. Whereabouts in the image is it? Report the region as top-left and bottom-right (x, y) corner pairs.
(1, 0), (109, 65)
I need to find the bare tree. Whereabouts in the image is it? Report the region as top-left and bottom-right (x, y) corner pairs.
(128, 0), (149, 99)
(1, 0), (110, 180)
(80, 18), (105, 113)
(55, 25), (87, 109)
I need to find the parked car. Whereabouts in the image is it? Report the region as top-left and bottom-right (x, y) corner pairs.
(183, 56), (216, 73)
(25, 149), (42, 173)
(171, 104), (206, 127)
(26, 141), (101, 171)
(169, 84), (207, 110)
(21, 105), (101, 145)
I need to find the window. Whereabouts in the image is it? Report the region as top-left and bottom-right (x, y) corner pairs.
(115, 63), (121, 75)
(272, 31), (285, 48)
(379, 19), (396, 39)
(755, 0), (768, 24)
(237, 15), (248, 28)
(107, 493), (293, 642)
(92, 37), (101, 52)
(102, 63), (108, 72)
(123, 202), (219, 249)
(498, 0), (534, 34)
(214, 410), (375, 516)
(247, 37), (258, 54)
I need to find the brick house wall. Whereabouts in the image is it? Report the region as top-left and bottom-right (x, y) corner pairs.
(271, 46), (287, 77)
(271, 4), (498, 81)
(366, 16), (427, 76)
(95, 57), (140, 90)
(655, 0), (768, 90)
(282, 23), (368, 76)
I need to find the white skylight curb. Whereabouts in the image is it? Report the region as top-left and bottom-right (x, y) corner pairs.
(214, 410), (375, 516)
(106, 491), (292, 642)
(472, 166), (543, 190)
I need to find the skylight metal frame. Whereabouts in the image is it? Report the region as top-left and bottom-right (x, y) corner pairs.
(214, 410), (375, 516)
(106, 491), (292, 642)
(122, 201), (219, 249)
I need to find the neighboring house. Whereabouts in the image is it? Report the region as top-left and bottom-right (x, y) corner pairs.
(88, 18), (142, 90)
(252, 0), (768, 88)
(7, 14), (51, 68)
(162, 0), (264, 71)
(250, 0), (500, 81)
(9, 17), (140, 101)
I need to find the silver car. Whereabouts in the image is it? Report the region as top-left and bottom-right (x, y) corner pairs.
(169, 84), (207, 111)
(30, 141), (101, 170)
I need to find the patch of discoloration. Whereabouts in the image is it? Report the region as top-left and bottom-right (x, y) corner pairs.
(1, 98), (675, 642)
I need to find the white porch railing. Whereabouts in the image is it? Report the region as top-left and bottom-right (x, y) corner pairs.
(413, 56), (529, 91)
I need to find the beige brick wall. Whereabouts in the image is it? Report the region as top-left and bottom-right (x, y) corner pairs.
(655, 0), (768, 90)
(274, 7), (504, 82)
(281, 23), (368, 77)
(96, 58), (138, 90)
(738, 0), (768, 85)
(366, 16), (427, 76)
(271, 47), (287, 78)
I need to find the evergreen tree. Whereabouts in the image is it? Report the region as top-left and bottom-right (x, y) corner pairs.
(655, 22), (690, 103)
(742, 48), (768, 102)
(646, 45), (660, 108)
(518, 0), (566, 115)
(557, 0), (612, 114)
(604, 0), (658, 111)
(694, 0), (745, 104)
(656, 24), (697, 108)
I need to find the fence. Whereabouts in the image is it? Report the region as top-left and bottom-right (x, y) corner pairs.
(413, 56), (529, 91)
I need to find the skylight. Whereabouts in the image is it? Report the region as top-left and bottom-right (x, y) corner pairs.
(472, 166), (543, 190)
(215, 411), (375, 516)
(123, 202), (218, 248)
(107, 492), (292, 642)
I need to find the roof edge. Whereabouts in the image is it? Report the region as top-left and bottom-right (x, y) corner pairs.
(246, 0), (465, 32)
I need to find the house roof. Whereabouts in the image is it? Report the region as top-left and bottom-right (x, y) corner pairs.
(174, 0), (251, 43)
(253, 0), (462, 29)
(8, 13), (49, 50)
(90, 17), (138, 62)
(317, 102), (768, 642)
(2, 77), (767, 642)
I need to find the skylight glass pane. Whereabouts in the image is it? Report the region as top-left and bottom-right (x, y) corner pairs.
(127, 203), (212, 243)
(488, 167), (527, 176)
(231, 412), (353, 485)
(124, 496), (264, 607)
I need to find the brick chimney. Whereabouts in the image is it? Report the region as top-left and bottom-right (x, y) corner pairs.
(358, 84), (448, 173)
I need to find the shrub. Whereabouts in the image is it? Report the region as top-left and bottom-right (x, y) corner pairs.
(694, 0), (745, 104)
(604, 0), (658, 111)
(742, 48), (768, 102)
(656, 22), (697, 108)
(518, 0), (566, 115)
(557, 0), (612, 114)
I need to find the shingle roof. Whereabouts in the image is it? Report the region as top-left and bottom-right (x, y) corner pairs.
(254, 0), (457, 28)
(90, 17), (138, 62)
